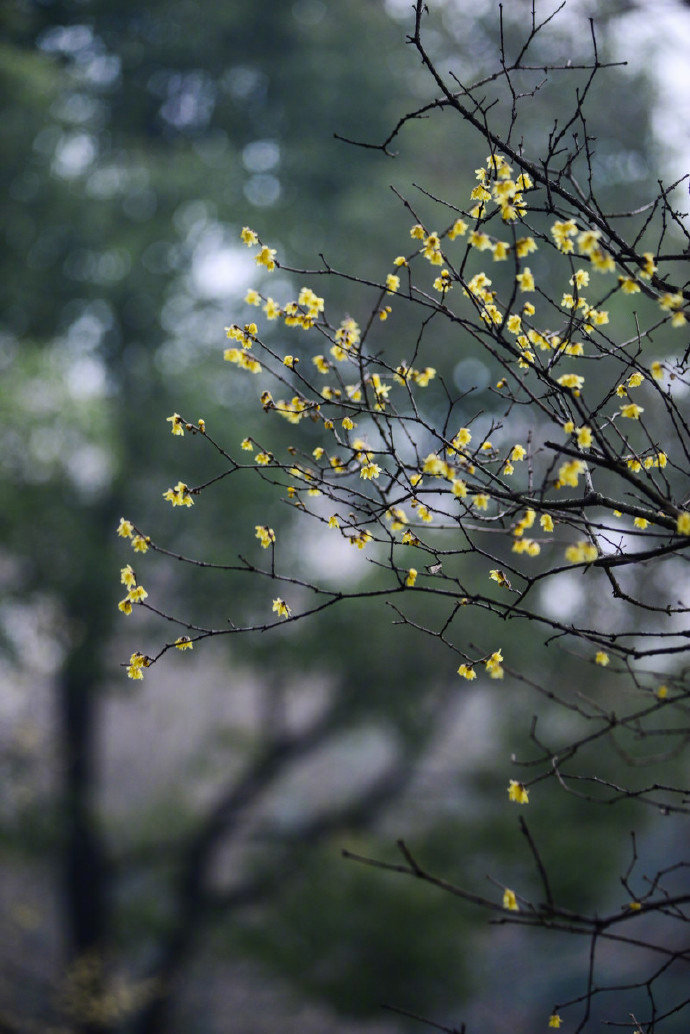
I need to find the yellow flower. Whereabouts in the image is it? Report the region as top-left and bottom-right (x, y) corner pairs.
(516, 267), (535, 291)
(360, 462), (382, 480)
(255, 525), (276, 548)
(457, 663), (477, 680)
(385, 273), (400, 294)
(264, 297), (281, 320)
(117, 517), (134, 538)
(565, 541), (598, 564)
(240, 226), (258, 246)
(473, 494), (489, 510)
(166, 412), (185, 436)
(557, 459), (585, 488)
(503, 888), (519, 912)
(620, 403), (643, 419)
(126, 585), (148, 603)
(489, 569), (511, 589)
(640, 252), (657, 279)
(633, 517), (648, 529)
(405, 568), (418, 587)
(120, 564), (136, 588)
(510, 444), (526, 462)
(245, 288), (261, 305)
(131, 535), (149, 553)
(283, 355), (298, 369)
(447, 218), (468, 239)
(162, 481), (194, 507)
(576, 426), (592, 449)
(557, 373), (584, 391)
(676, 512), (690, 536)
(118, 599), (132, 615)
(126, 652), (148, 680)
(485, 650), (504, 679)
(548, 1015), (563, 1028)
(508, 780), (529, 804)
(595, 651), (610, 666)
(175, 636), (193, 650)
(255, 245), (277, 270)
(452, 428), (472, 449)
(272, 598), (291, 619)
(241, 438), (254, 451)
(657, 684), (668, 699)
(328, 515), (339, 529)
(433, 269), (453, 293)
(540, 513), (554, 532)
(410, 223), (425, 239)
(515, 236), (536, 257)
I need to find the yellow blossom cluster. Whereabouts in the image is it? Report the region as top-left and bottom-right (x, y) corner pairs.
(162, 481), (194, 507)
(565, 541), (598, 564)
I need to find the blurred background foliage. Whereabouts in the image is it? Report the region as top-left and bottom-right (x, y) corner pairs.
(1, 0), (689, 1032)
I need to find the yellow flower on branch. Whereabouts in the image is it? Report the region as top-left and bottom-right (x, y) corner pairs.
(676, 512), (690, 536)
(166, 412), (185, 436)
(272, 598), (291, 619)
(120, 565), (136, 588)
(620, 403), (643, 419)
(255, 525), (276, 549)
(117, 517), (134, 538)
(457, 664), (477, 681)
(503, 888), (519, 911)
(565, 541), (598, 564)
(508, 780), (529, 804)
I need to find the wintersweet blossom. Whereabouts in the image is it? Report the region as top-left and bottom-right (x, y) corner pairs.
(240, 226), (258, 246)
(503, 889), (519, 911)
(457, 664), (477, 680)
(255, 525), (276, 548)
(120, 565), (136, 588)
(565, 541), (598, 564)
(117, 517), (134, 538)
(676, 512), (690, 535)
(167, 413), (185, 436)
(126, 652), (148, 680)
(508, 780), (529, 804)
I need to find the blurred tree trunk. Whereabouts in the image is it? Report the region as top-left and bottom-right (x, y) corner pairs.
(56, 502), (115, 1034)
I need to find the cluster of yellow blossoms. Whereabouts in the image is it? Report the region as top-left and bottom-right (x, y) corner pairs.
(117, 154), (690, 702)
